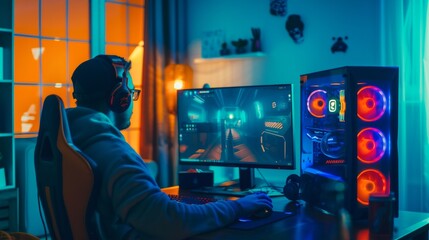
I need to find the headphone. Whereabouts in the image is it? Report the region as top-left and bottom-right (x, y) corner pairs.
(100, 55), (133, 113)
(72, 55), (133, 113)
(283, 173), (314, 202)
(283, 174), (301, 201)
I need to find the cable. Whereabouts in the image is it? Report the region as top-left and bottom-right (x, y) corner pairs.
(255, 168), (284, 193)
(37, 193), (48, 239)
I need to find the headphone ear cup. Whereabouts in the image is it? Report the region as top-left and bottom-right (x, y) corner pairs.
(109, 80), (132, 113)
(283, 174), (301, 201)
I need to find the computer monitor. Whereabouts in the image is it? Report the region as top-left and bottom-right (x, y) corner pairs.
(177, 84), (295, 191)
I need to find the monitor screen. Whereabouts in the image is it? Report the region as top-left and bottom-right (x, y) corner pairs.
(177, 84), (295, 170)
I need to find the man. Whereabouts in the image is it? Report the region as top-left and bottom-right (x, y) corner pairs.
(66, 54), (273, 239)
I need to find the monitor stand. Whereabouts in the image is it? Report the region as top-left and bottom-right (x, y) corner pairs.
(189, 167), (283, 197)
(238, 167), (255, 190)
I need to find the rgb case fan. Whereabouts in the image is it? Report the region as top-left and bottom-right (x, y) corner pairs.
(300, 66), (398, 220)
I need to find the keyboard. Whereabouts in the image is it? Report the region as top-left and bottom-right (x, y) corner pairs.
(190, 186), (284, 197)
(168, 194), (219, 204)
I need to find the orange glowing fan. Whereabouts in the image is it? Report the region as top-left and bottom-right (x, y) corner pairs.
(307, 90), (327, 118)
(357, 86), (387, 122)
(357, 127), (386, 163)
(357, 169), (388, 205)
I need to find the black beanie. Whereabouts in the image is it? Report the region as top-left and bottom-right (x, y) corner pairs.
(72, 55), (121, 101)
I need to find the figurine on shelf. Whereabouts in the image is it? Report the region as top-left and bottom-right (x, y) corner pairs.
(231, 38), (248, 54)
(219, 42), (231, 56)
(251, 28), (262, 52)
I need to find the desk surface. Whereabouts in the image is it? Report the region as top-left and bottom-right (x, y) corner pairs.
(162, 186), (429, 240)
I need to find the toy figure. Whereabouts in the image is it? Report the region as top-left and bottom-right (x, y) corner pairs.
(251, 28), (262, 52)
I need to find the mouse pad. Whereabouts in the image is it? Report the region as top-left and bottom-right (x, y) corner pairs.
(228, 211), (295, 230)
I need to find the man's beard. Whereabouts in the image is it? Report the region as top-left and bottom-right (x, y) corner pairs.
(115, 112), (132, 130)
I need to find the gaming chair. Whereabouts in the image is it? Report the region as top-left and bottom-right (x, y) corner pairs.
(34, 94), (99, 240)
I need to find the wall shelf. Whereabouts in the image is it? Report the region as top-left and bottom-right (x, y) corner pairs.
(0, 2), (18, 232)
(0, 0), (20, 232)
(0, 28), (12, 33)
(194, 52), (266, 64)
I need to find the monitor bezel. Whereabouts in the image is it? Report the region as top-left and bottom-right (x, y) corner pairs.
(176, 83), (296, 170)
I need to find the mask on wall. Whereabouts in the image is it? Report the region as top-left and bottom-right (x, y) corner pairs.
(285, 14), (304, 44)
(270, 0), (287, 16)
(331, 36), (348, 53)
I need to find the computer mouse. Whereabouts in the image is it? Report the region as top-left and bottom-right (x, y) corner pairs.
(284, 200), (302, 213)
(251, 207), (272, 219)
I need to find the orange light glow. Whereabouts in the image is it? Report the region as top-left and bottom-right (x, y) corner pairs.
(357, 86), (386, 122)
(357, 169), (388, 205)
(339, 90), (346, 122)
(307, 90), (327, 118)
(106, 3), (127, 43)
(357, 128), (386, 163)
(174, 79), (184, 90)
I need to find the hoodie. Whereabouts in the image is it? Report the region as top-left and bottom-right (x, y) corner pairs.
(66, 107), (243, 240)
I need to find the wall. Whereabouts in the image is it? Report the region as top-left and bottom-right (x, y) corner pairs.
(184, 0), (382, 185)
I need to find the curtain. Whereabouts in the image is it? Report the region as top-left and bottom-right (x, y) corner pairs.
(381, 0), (429, 212)
(141, 0), (187, 187)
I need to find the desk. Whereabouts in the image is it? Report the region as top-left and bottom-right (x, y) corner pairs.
(162, 186), (429, 240)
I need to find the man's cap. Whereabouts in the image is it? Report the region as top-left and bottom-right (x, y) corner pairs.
(72, 54), (123, 100)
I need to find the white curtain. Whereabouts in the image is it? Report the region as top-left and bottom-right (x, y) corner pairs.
(381, 0), (429, 212)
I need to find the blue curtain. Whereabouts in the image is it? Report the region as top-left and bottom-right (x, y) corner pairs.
(142, 0), (187, 187)
(381, 0), (429, 212)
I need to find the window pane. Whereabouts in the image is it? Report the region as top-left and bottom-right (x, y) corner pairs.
(110, 0), (127, 3)
(69, 0), (89, 40)
(67, 86), (76, 108)
(41, 0), (66, 38)
(130, 98), (141, 129)
(129, 43), (143, 86)
(105, 44), (129, 58)
(129, 0), (144, 6)
(41, 39), (67, 84)
(14, 85), (40, 133)
(68, 41), (90, 84)
(14, 0), (39, 35)
(41, 85), (68, 109)
(14, 36), (40, 83)
(122, 129), (141, 155)
(106, 3), (127, 43)
(129, 6), (143, 45)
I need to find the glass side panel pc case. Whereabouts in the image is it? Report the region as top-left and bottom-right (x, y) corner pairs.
(177, 84), (295, 170)
(300, 66), (399, 220)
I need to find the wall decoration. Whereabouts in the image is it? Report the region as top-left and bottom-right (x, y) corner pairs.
(251, 28), (262, 52)
(270, 0), (287, 16)
(201, 29), (225, 58)
(285, 14), (304, 44)
(220, 42), (231, 56)
(331, 36), (348, 53)
(231, 38), (249, 54)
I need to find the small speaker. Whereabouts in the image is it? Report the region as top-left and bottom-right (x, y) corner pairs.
(178, 171), (214, 190)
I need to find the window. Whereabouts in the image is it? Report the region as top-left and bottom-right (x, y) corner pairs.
(14, 0), (145, 155)
(14, 0), (90, 136)
(105, 0), (145, 154)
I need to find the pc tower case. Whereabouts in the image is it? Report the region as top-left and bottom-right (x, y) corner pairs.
(300, 66), (399, 220)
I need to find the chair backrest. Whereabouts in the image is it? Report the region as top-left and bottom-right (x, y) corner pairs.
(34, 94), (99, 240)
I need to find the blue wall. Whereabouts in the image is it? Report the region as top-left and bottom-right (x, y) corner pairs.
(183, 0), (383, 185)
